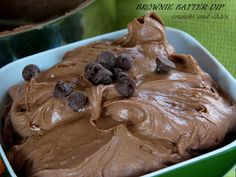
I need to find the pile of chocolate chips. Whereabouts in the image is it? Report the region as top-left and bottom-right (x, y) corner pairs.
(22, 64), (88, 112)
(53, 80), (87, 112)
(84, 51), (136, 98)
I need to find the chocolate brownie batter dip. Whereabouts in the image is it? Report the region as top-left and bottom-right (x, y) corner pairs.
(2, 12), (236, 177)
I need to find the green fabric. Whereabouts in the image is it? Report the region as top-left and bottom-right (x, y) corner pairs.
(116, 0), (236, 77)
(224, 165), (236, 177)
(81, 0), (116, 38)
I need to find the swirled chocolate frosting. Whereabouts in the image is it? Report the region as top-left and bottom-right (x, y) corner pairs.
(2, 12), (236, 177)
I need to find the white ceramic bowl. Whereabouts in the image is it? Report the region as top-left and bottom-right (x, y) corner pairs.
(0, 28), (235, 177)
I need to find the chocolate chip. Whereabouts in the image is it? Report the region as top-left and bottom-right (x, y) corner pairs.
(116, 53), (132, 71)
(84, 62), (113, 85)
(115, 77), (135, 98)
(22, 64), (40, 81)
(97, 51), (116, 70)
(84, 62), (100, 77)
(113, 68), (123, 75)
(113, 68), (128, 80)
(100, 75), (113, 85)
(117, 72), (128, 80)
(53, 80), (73, 98)
(68, 91), (87, 112)
(155, 57), (175, 74)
